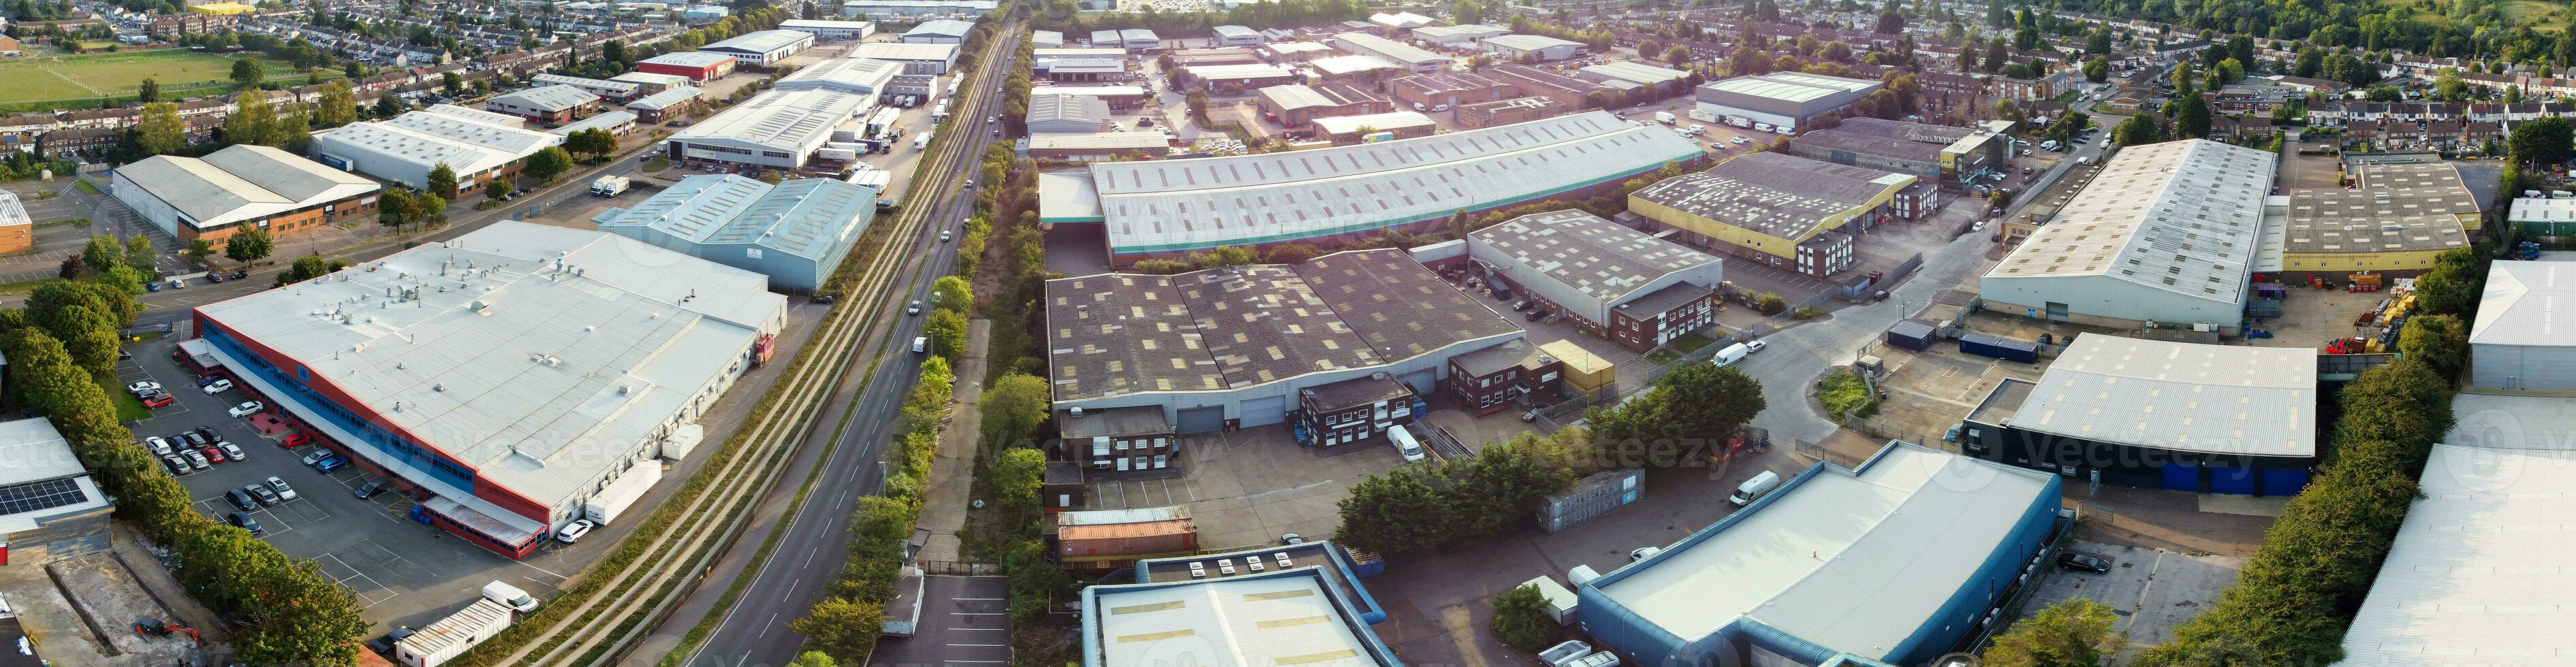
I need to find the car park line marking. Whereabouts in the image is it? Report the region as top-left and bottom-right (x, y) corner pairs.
(516, 559), (570, 581)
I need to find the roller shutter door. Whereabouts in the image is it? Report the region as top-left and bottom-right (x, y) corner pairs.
(1238, 396), (1287, 427)
(1176, 406), (1225, 434)
(2160, 462), (2199, 492)
(1398, 369), (1436, 397)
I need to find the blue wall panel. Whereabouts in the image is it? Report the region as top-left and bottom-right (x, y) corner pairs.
(2161, 462), (2199, 492)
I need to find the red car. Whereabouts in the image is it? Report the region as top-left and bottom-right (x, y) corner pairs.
(281, 432), (311, 448)
(200, 446), (225, 463)
(142, 393), (175, 408)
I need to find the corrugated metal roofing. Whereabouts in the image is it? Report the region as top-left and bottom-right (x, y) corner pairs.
(1090, 568), (1392, 667)
(1470, 210), (1723, 310)
(1985, 139), (2274, 303)
(627, 86), (704, 111)
(597, 174), (876, 261)
(1630, 152), (1915, 241)
(2471, 261), (2576, 346)
(905, 19), (974, 38)
(772, 56), (900, 94)
(670, 87), (868, 153)
(1310, 111), (1433, 135)
(701, 29), (813, 55)
(117, 145), (380, 230)
(1332, 31), (1448, 66)
(640, 51), (737, 68)
(0, 191), (24, 229)
(2011, 334), (2315, 456)
(492, 84), (602, 113)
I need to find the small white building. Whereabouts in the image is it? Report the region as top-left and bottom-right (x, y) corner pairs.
(2470, 260), (2576, 389)
(1212, 25), (1262, 46)
(1481, 34), (1586, 61)
(698, 29), (817, 65)
(778, 18), (877, 40)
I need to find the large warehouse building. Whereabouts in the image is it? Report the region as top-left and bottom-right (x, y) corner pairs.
(1980, 140), (2276, 335)
(1693, 72), (1883, 131)
(112, 144), (381, 248)
(2468, 260), (2576, 389)
(591, 174), (879, 291)
(190, 222), (789, 557)
(770, 56), (900, 95)
(1045, 249), (1522, 433)
(312, 109), (565, 196)
(1789, 117), (2010, 191)
(665, 87), (872, 170)
(1085, 541), (1399, 667)
(636, 52), (739, 81)
(1958, 334), (2317, 495)
(1627, 152), (1918, 277)
(849, 42), (961, 75)
(1329, 32), (1452, 73)
(484, 84), (602, 124)
(2339, 393), (2576, 666)
(1468, 210), (1725, 351)
(1577, 442), (2060, 667)
(698, 29), (816, 65)
(2265, 161), (2481, 278)
(1038, 111), (1705, 265)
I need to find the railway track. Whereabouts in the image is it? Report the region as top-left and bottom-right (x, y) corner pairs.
(471, 27), (1022, 666)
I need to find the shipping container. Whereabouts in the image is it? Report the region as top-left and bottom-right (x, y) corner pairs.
(1539, 340), (1615, 402)
(581, 462), (661, 525)
(1056, 519), (1197, 569)
(395, 599), (514, 667)
(1958, 332), (2039, 363)
(1537, 468), (1644, 533)
(1519, 576), (1577, 624)
(1885, 320), (1936, 351)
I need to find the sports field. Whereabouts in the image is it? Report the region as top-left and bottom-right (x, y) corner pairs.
(0, 49), (317, 108)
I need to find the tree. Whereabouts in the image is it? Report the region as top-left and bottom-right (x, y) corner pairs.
(1665, 45), (1693, 64)
(485, 179), (512, 201)
(138, 77), (160, 103)
(2085, 28), (2111, 55)
(373, 93), (403, 119)
(377, 187), (415, 230)
(315, 79), (358, 129)
(1453, 0), (1483, 24)
(602, 39), (628, 67)
(788, 598), (884, 662)
(2083, 56), (2108, 83)
(1875, 7), (1903, 33)
(412, 191), (445, 225)
(122, 235), (153, 276)
(281, 253), (333, 283)
(930, 276), (972, 310)
(2397, 313), (2466, 377)
(1448, 208), (1473, 239)
(2111, 114), (2161, 146)
(525, 146), (574, 182)
(426, 163), (458, 198)
(1582, 363), (1764, 466)
(1994, 99), (2022, 123)
(922, 308), (967, 361)
(2511, 116), (2573, 166)
(1983, 35), (2008, 72)
(1983, 598), (2120, 667)
(981, 373), (1052, 449)
(81, 235), (124, 274)
(183, 239), (214, 265)
(443, 71), (464, 95)
(2175, 95), (2212, 139)
(1492, 583), (1558, 652)
(224, 225), (273, 263)
(225, 91), (275, 147)
(274, 113), (311, 152)
(136, 102), (186, 157)
(230, 57), (266, 87)
(788, 651), (838, 667)
(1186, 89), (1210, 121)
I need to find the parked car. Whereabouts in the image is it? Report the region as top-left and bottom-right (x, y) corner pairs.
(265, 476), (298, 501)
(556, 519), (595, 544)
(203, 378), (234, 393)
(180, 431), (210, 449)
(217, 441), (246, 461)
(125, 380), (162, 394)
(1524, 308), (1548, 321)
(195, 374), (223, 387)
(354, 480), (388, 500)
(300, 449), (334, 466)
(281, 432), (312, 449)
(191, 426), (219, 442)
(1745, 340), (1768, 354)
(160, 456), (191, 476)
(200, 446), (225, 463)
(907, 300), (921, 315)
(144, 436), (172, 456)
(227, 401), (264, 417)
(244, 484), (280, 506)
(183, 450), (210, 470)
(224, 488), (256, 511)
(2056, 552), (2114, 574)
(314, 455), (346, 473)
(225, 512), (262, 535)
(142, 393), (174, 408)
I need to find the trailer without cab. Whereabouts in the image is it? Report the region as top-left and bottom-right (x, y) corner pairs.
(582, 463), (661, 525)
(1958, 332), (2039, 363)
(913, 131), (932, 150)
(1654, 111), (1677, 125)
(589, 176), (629, 197)
(395, 599), (514, 667)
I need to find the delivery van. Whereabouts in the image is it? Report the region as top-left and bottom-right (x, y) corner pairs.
(483, 581), (539, 613)
(1710, 342), (1750, 367)
(1389, 425), (1426, 463)
(1727, 470), (1781, 506)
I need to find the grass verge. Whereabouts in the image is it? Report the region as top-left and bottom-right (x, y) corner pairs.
(101, 376), (151, 422)
(1819, 371), (1876, 422)
(74, 180), (100, 195)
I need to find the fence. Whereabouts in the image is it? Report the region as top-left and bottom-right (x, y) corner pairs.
(920, 560), (1004, 575)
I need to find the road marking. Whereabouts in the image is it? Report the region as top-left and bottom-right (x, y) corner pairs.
(952, 597), (1004, 601)
(948, 627), (1005, 631)
(804, 545), (819, 568)
(758, 613), (776, 638)
(950, 611), (1005, 616)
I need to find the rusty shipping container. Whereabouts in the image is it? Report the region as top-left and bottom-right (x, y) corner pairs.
(1056, 518), (1199, 569)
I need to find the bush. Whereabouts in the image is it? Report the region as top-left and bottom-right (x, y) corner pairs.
(1334, 431), (1585, 554)
(1818, 371), (1875, 420)
(1791, 306), (1825, 319)
(1490, 584), (1558, 652)
(1753, 292), (1787, 314)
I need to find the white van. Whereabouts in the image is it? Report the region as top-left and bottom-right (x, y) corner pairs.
(1710, 342), (1751, 367)
(1727, 470), (1781, 506)
(483, 581), (539, 613)
(912, 337), (928, 353)
(1388, 425), (1426, 463)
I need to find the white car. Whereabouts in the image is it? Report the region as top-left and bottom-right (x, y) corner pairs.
(556, 519), (595, 544)
(907, 300), (922, 315)
(1729, 136), (1748, 144)
(1745, 340), (1768, 354)
(202, 378), (234, 394)
(227, 401), (265, 418)
(125, 380), (162, 394)
(265, 476), (298, 501)
(144, 436), (172, 456)
(218, 441), (247, 461)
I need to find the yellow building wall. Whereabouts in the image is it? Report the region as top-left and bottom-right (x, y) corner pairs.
(2281, 248), (2453, 273)
(0, 223), (28, 255)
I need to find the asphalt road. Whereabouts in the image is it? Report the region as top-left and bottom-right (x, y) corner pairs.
(870, 576), (1012, 667)
(672, 36), (1020, 667)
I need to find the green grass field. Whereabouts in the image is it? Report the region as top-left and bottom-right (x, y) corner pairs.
(2504, 0), (2568, 31)
(0, 50), (327, 110)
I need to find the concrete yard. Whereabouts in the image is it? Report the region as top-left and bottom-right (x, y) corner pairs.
(1083, 424), (1403, 552)
(2024, 539), (2246, 664)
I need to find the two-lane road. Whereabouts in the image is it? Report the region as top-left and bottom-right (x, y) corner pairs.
(672, 34), (1022, 667)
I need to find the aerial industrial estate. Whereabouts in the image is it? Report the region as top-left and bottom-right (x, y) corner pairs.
(0, 0), (2555, 665)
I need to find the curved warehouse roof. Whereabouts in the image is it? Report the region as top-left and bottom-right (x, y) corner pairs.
(1066, 111), (1703, 254)
(1701, 71), (1883, 103)
(491, 84), (601, 113)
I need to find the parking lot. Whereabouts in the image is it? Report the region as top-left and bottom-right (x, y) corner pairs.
(116, 329), (608, 632)
(2022, 539), (2244, 662)
(1084, 424), (1401, 551)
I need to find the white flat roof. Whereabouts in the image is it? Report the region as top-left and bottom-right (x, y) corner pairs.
(315, 110), (564, 177)
(1985, 140), (2275, 305)
(701, 29), (813, 55)
(0, 191), (23, 229)
(906, 18), (974, 37)
(195, 222), (783, 513)
(640, 51), (736, 67)
(772, 56), (900, 94)
(1703, 71), (1880, 102)
(1332, 32), (1449, 65)
(491, 84), (601, 112)
(2010, 334), (2316, 457)
(2471, 260), (2576, 347)
(1483, 34), (1582, 50)
(781, 18), (874, 29)
(1595, 444), (2056, 660)
(849, 42), (960, 63)
(627, 86), (704, 110)
(671, 87), (868, 153)
(0, 418), (82, 485)
(2339, 393), (2576, 666)
(608, 71), (693, 86)
(1310, 110), (1432, 133)
(1089, 568), (1392, 667)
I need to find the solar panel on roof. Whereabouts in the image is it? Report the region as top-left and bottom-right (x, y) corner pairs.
(0, 478), (85, 516)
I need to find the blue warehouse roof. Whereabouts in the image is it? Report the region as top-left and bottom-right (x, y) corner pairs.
(595, 174), (878, 263)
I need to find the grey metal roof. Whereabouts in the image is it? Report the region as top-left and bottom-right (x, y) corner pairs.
(1483, 34), (1582, 51)
(1449, 336), (1547, 378)
(2009, 334), (2316, 456)
(701, 29), (813, 55)
(116, 145), (379, 230)
(1027, 94), (1108, 126)
(1631, 152), (1915, 241)
(1044, 249), (1517, 402)
(0, 191), (22, 230)
(1700, 71), (1879, 103)
(2281, 187), (2472, 253)
(849, 42), (960, 63)
(2472, 261), (2576, 346)
(595, 174), (877, 261)
(1791, 117), (1975, 163)
(670, 87), (868, 153)
(1596, 444), (2056, 662)
(1311, 111), (1432, 134)
(1300, 374), (1411, 409)
(1059, 405), (1172, 438)
(640, 51), (737, 67)
(1078, 111), (1705, 254)
(547, 111), (635, 136)
(1471, 210), (1723, 310)
(193, 222), (785, 510)
(905, 18), (974, 38)
(1027, 133), (1167, 151)
(772, 56), (900, 94)
(1985, 140), (2274, 304)
(1578, 61), (1688, 84)
(492, 84), (601, 113)
(1258, 84), (1334, 111)
(627, 86), (704, 111)
(1332, 31), (1449, 66)
(532, 73), (638, 96)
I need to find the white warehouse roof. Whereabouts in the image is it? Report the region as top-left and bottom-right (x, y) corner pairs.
(114, 145), (380, 231)
(1985, 139), (2276, 313)
(771, 56), (900, 94)
(700, 29), (813, 55)
(595, 174), (876, 263)
(640, 51), (737, 68)
(2340, 393), (2576, 666)
(315, 110), (564, 178)
(1065, 111), (1703, 255)
(2470, 260), (2576, 347)
(627, 86), (704, 111)
(194, 222), (784, 530)
(2010, 334), (2316, 457)
(670, 87), (869, 154)
(491, 84), (601, 113)
(1084, 567), (1396, 667)
(0, 191), (25, 231)
(1310, 110), (1432, 135)
(906, 18), (974, 39)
